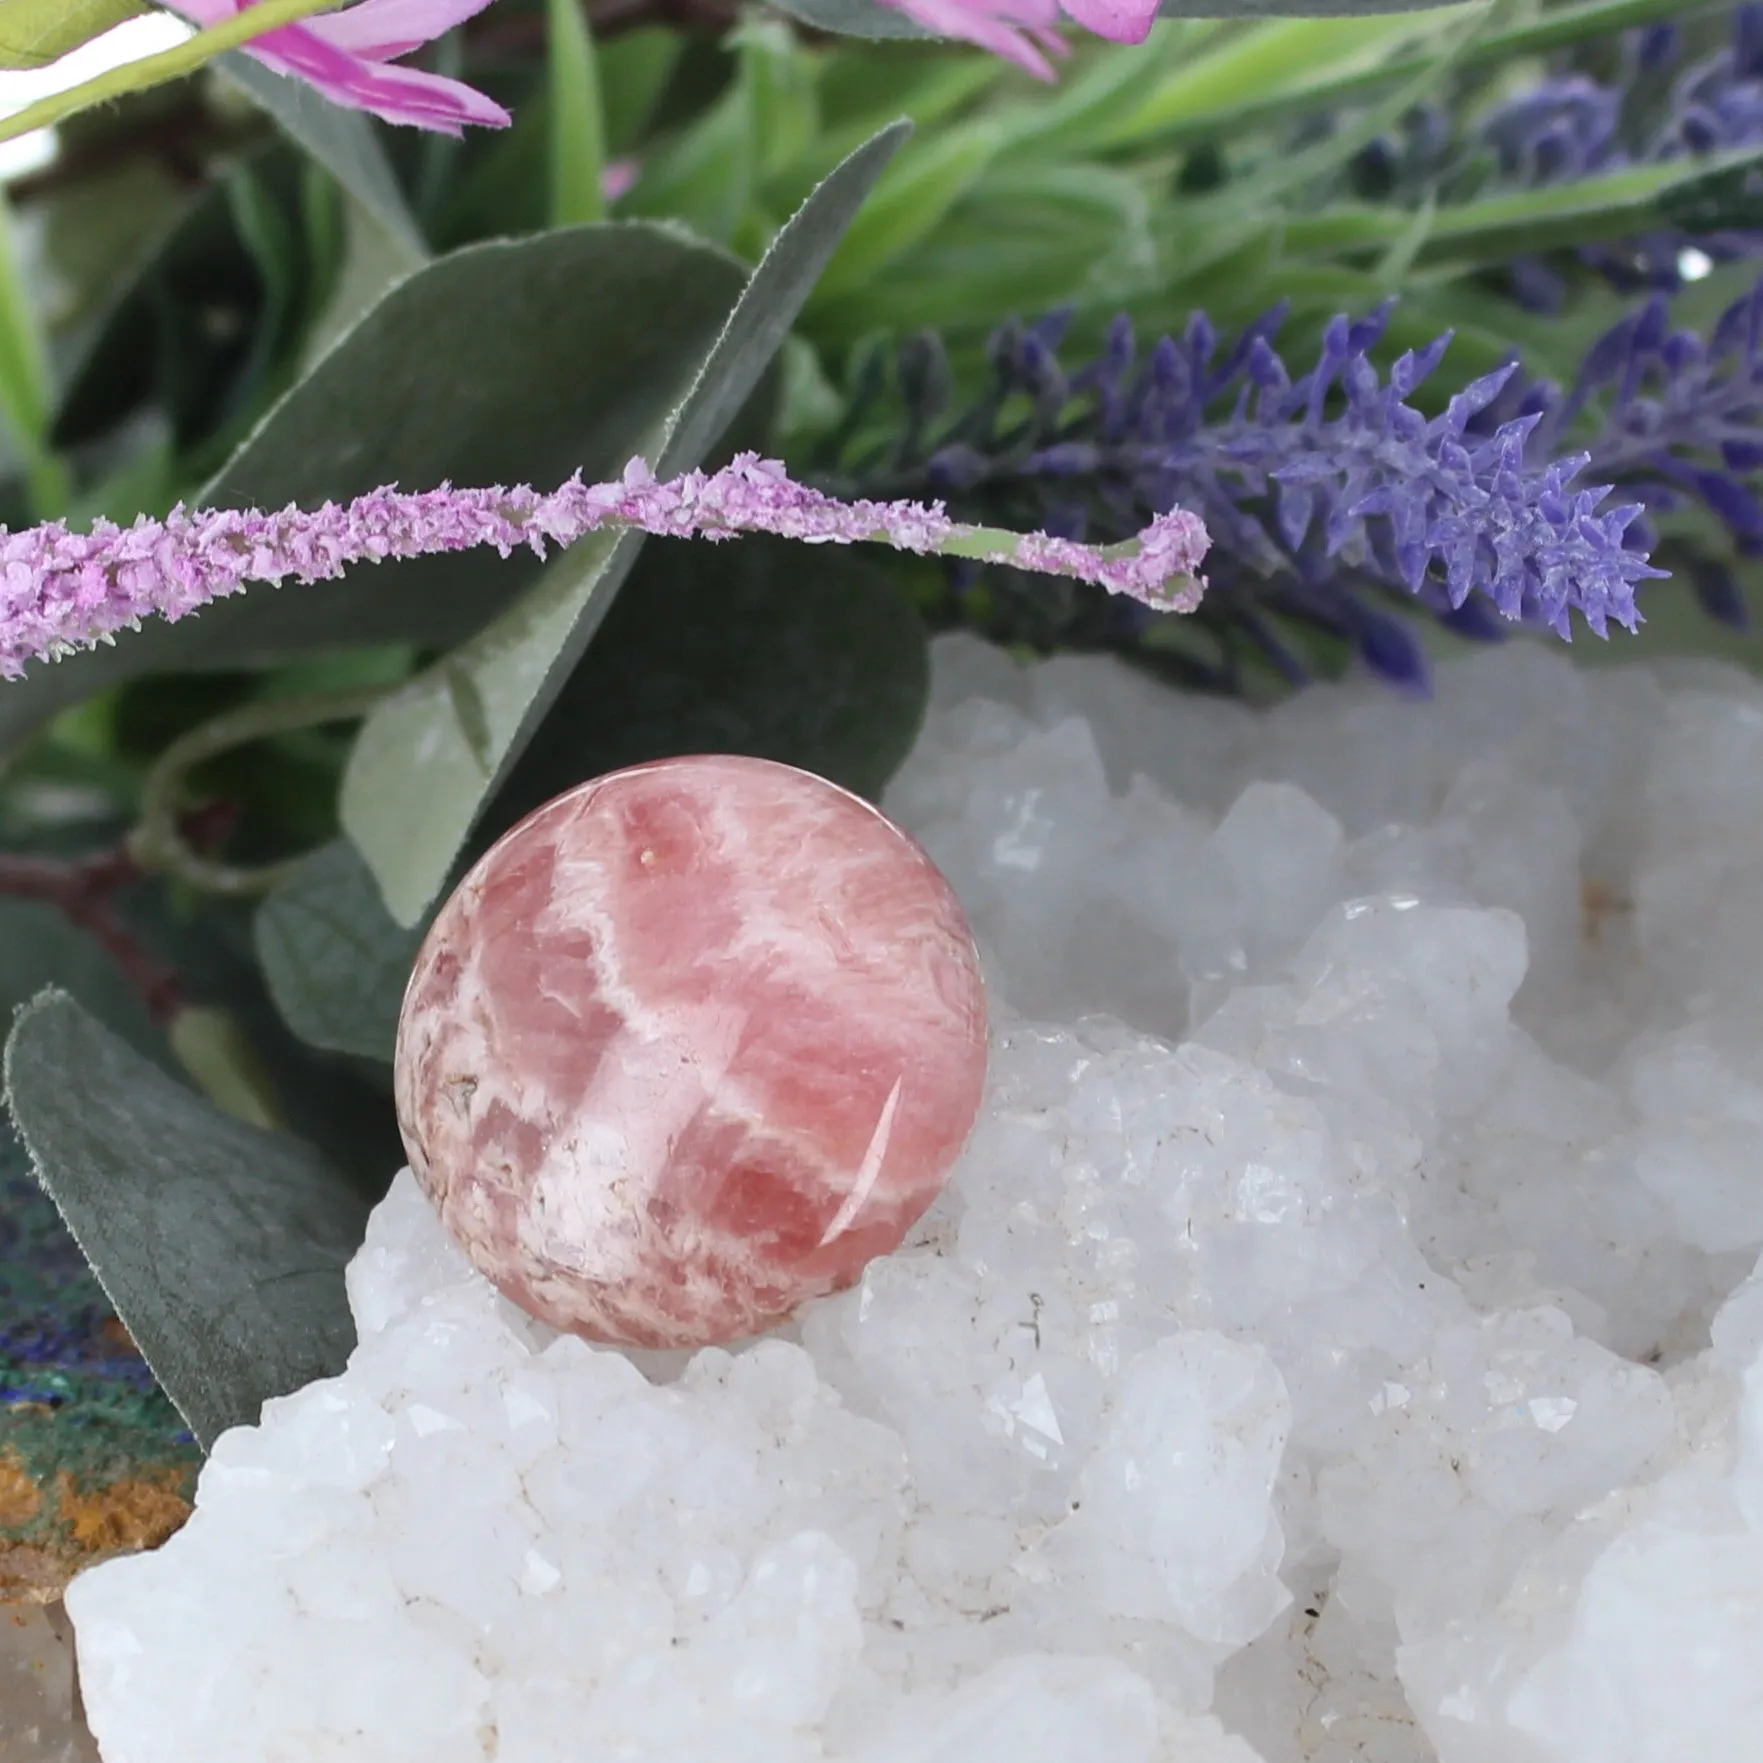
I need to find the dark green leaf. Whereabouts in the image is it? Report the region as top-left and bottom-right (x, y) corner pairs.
(255, 839), (425, 1064)
(2, 990), (370, 1452)
(0, 223), (755, 759)
(478, 532), (929, 851)
(50, 147), (308, 455)
(216, 52), (427, 264)
(0, 896), (165, 1068)
(340, 121), (913, 927)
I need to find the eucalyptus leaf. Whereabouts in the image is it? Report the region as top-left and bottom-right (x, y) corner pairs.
(0, 0), (141, 69)
(476, 532), (929, 851)
(0, 896), (164, 1068)
(340, 121), (913, 929)
(216, 52), (427, 264)
(1, 989), (370, 1452)
(255, 839), (426, 1065)
(0, 223), (754, 758)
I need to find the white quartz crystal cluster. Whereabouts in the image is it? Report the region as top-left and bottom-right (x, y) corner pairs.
(66, 638), (1763, 1762)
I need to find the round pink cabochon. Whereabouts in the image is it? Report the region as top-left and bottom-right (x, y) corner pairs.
(393, 754), (990, 1349)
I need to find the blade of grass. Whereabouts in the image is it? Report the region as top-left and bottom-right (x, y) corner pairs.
(1093, 9), (1465, 152)
(547, 0), (607, 226)
(1276, 144), (1763, 271)
(0, 189), (66, 515)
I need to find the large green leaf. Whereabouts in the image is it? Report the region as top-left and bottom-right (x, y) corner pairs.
(2, 990), (370, 1452)
(339, 121), (913, 928)
(216, 51), (426, 263)
(0, 222), (755, 758)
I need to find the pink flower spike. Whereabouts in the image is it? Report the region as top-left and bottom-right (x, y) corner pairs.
(166, 0), (510, 133)
(0, 455), (1209, 682)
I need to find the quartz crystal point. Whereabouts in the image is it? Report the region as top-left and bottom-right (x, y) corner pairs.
(393, 755), (989, 1349)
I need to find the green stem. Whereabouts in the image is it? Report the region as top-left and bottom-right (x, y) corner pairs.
(128, 682), (394, 899)
(0, 0), (349, 146)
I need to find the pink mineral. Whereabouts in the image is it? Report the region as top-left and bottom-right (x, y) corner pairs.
(392, 755), (990, 1350)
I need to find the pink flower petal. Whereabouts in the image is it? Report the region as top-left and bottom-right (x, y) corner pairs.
(164, 2), (507, 132)
(305, 0), (501, 61)
(883, 0), (1068, 80)
(251, 24), (510, 130)
(1058, 0), (1158, 44)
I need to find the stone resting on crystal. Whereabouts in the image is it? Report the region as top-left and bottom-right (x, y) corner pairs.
(393, 754), (990, 1350)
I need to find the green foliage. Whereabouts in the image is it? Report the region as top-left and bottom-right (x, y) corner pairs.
(546, 0), (609, 226)
(2, 990), (370, 1451)
(216, 53), (427, 263)
(1, 223), (752, 756)
(255, 839), (425, 1064)
(340, 121), (911, 928)
(476, 531), (930, 851)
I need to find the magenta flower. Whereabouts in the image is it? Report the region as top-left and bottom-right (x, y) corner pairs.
(0, 454), (1209, 681)
(880, 0), (1159, 82)
(169, 0), (510, 134)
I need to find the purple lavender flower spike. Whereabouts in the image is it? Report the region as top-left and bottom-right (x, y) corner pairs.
(856, 302), (1658, 690)
(0, 454), (1208, 682)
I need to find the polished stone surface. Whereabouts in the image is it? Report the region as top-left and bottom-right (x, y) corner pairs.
(395, 756), (988, 1349)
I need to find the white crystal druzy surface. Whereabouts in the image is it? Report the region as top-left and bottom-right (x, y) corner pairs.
(66, 639), (1763, 1763)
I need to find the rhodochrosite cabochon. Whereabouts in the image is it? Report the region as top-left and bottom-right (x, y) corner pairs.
(393, 755), (989, 1349)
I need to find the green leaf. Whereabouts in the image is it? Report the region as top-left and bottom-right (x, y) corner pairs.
(738, 17), (820, 186)
(0, 190), (62, 515)
(216, 52), (426, 265)
(0, 896), (165, 1069)
(0, 0), (142, 69)
(477, 532), (929, 854)
(340, 121), (913, 929)
(598, 28), (682, 155)
(764, 0), (932, 39)
(255, 839), (425, 1065)
(1133, 0), (1730, 152)
(1086, 12), (1453, 154)
(809, 162), (1154, 339)
(546, 0), (608, 227)
(809, 121), (1001, 304)
(1278, 145), (1763, 273)
(0, 222), (755, 759)
(619, 81), (756, 247)
(2, 989), (371, 1452)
